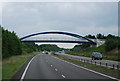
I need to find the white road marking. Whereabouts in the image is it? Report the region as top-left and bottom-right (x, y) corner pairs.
(51, 65), (53, 67)
(52, 56), (119, 81)
(61, 75), (66, 78)
(55, 68), (58, 71)
(20, 56), (36, 81)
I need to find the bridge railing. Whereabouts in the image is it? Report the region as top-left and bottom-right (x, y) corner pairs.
(54, 53), (120, 70)
(22, 37), (89, 42)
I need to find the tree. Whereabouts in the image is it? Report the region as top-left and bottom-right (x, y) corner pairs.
(105, 36), (119, 51)
(22, 42), (39, 53)
(107, 34), (116, 39)
(96, 33), (107, 39)
(2, 28), (22, 58)
(85, 35), (96, 39)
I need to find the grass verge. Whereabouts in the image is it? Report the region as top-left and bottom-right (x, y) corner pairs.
(2, 52), (40, 80)
(67, 44), (120, 61)
(53, 54), (120, 78)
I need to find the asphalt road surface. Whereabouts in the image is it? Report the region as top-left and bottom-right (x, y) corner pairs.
(20, 54), (118, 80)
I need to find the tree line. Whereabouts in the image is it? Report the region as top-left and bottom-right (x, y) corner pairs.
(2, 27), (41, 59)
(72, 34), (120, 52)
(2, 27), (22, 58)
(2, 27), (67, 59)
(38, 44), (66, 51)
(105, 36), (120, 51)
(85, 33), (118, 39)
(22, 42), (39, 53)
(2, 27), (119, 58)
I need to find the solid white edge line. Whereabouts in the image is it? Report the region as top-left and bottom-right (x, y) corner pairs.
(20, 56), (36, 81)
(52, 56), (119, 81)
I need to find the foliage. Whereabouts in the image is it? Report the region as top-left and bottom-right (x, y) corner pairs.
(82, 44), (105, 53)
(2, 27), (119, 59)
(71, 43), (91, 52)
(69, 34), (120, 61)
(2, 27), (41, 58)
(73, 34), (119, 52)
(22, 43), (39, 53)
(85, 33), (106, 39)
(85, 34), (96, 39)
(71, 45), (81, 52)
(2, 28), (22, 58)
(96, 33), (106, 39)
(22, 43), (67, 53)
(2, 26), (68, 59)
(81, 43), (91, 49)
(107, 34), (116, 39)
(105, 37), (120, 51)
(2, 52), (39, 79)
(39, 44), (65, 51)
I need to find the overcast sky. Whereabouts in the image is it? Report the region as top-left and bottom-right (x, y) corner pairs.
(1, 2), (118, 48)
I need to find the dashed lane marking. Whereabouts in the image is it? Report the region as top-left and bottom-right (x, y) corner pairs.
(55, 68), (58, 71)
(52, 56), (119, 81)
(61, 75), (66, 78)
(51, 65), (53, 67)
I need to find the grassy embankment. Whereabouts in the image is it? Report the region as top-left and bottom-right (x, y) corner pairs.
(67, 44), (120, 61)
(53, 54), (120, 78)
(2, 52), (40, 80)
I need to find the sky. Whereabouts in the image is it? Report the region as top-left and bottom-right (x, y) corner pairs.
(1, 2), (118, 48)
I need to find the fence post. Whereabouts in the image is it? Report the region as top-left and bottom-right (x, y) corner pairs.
(106, 63), (107, 68)
(100, 62), (101, 66)
(95, 61), (96, 65)
(113, 64), (114, 69)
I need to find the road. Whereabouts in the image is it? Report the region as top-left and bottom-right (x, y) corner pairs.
(55, 52), (120, 70)
(19, 54), (118, 80)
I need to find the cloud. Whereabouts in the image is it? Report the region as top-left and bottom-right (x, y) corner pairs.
(2, 2), (118, 48)
(0, 3), (2, 25)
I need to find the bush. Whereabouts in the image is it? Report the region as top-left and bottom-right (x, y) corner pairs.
(22, 43), (39, 53)
(2, 28), (22, 58)
(105, 38), (119, 51)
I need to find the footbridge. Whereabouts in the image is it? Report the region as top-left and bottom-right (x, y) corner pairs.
(20, 31), (105, 46)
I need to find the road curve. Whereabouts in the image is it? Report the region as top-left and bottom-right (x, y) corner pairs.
(19, 54), (118, 81)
